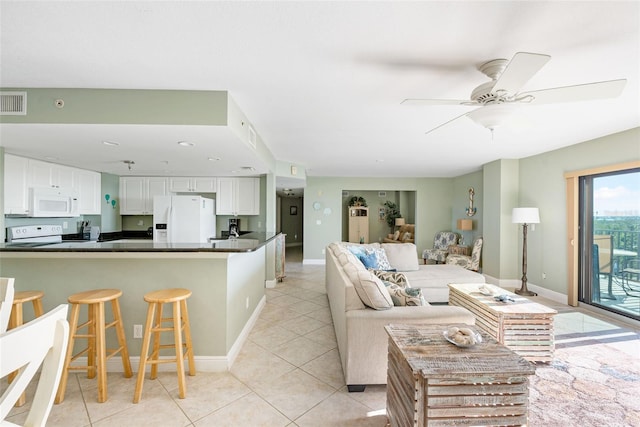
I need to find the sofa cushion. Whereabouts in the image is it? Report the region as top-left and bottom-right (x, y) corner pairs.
(383, 282), (426, 306)
(381, 243), (419, 271)
(353, 270), (393, 310)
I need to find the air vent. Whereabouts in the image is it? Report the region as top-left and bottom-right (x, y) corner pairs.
(247, 125), (257, 149)
(378, 191), (387, 197)
(0, 91), (27, 115)
(342, 191), (349, 198)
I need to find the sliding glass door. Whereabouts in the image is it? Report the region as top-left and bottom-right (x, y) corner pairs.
(579, 168), (640, 320)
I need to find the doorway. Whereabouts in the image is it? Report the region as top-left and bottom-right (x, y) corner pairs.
(578, 168), (640, 320)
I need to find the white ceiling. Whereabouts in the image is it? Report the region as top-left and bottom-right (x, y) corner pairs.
(1, 1), (639, 197)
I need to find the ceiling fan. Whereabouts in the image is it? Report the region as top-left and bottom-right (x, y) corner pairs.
(402, 52), (627, 135)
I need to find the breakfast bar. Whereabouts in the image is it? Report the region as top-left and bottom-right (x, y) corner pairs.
(0, 232), (280, 372)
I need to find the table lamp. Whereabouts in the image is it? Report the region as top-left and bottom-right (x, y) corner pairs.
(512, 207), (540, 296)
(456, 219), (473, 245)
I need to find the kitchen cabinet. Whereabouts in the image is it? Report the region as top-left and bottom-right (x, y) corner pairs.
(28, 159), (75, 189)
(216, 177), (260, 215)
(74, 169), (102, 215)
(119, 177), (168, 215)
(3, 155), (100, 215)
(348, 206), (369, 243)
(169, 177), (217, 193)
(3, 154), (30, 215)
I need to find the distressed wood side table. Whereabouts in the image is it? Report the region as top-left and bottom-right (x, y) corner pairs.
(385, 323), (535, 427)
(448, 283), (557, 363)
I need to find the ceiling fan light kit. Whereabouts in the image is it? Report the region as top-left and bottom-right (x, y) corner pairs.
(405, 51), (627, 135)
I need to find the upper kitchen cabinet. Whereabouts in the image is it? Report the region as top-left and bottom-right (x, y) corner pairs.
(3, 155), (101, 215)
(119, 177), (168, 215)
(216, 177), (260, 215)
(74, 169), (101, 215)
(4, 154), (29, 215)
(169, 177), (217, 193)
(29, 159), (75, 189)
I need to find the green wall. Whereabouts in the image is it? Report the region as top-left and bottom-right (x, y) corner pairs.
(518, 127), (640, 295)
(303, 177), (455, 261)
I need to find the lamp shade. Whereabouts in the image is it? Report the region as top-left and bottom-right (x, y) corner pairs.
(512, 207), (540, 224)
(395, 217), (405, 226)
(456, 219), (473, 231)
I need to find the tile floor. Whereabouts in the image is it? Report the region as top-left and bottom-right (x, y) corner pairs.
(5, 246), (639, 426)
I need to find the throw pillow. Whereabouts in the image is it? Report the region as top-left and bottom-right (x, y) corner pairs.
(348, 246), (393, 271)
(393, 230), (400, 240)
(380, 243), (420, 271)
(372, 270), (410, 288)
(382, 281), (426, 306)
(373, 248), (393, 270)
(353, 270), (393, 310)
(402, 232), (412, 241)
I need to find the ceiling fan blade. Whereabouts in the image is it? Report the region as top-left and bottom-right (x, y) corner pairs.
(519, 79), (627, 104)
(402, 98), (474, 106)
(492, 52), (551, 94)
(425, 110), (476, 135)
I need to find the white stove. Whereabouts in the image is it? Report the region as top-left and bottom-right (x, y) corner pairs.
(6, 225), (63, 246)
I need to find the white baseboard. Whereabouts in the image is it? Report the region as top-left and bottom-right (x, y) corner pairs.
(483, 275), (567, 305)
(303, 258), (325, 265)
(226, 295), (266, 368)
(100, 295), (266, 373)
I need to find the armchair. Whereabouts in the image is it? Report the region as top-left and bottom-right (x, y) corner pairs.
(446, 237), (483, 271)
(422, 231), (459, 264)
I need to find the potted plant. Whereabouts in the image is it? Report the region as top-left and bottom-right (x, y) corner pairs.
(348, 196), (367, 207)
(384, 201), (401, 230)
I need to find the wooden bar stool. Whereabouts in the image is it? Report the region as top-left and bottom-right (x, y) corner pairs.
(133, 288), (195, 403)
(8, 290), (45, 407)
(55, 288), (132, 404)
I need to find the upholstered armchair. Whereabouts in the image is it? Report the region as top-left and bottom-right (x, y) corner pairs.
(422, 231), (459, 264)
(446, 237), (483, 271)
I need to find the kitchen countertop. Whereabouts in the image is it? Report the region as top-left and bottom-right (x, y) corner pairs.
(0, 232), (279, 253)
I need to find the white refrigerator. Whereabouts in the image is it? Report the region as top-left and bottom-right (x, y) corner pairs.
(153, 195), (216, 243)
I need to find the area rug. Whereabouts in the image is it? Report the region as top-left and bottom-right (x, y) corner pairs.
(528, 330), (640, 427)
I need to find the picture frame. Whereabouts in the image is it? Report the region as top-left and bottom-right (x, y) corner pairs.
(290, 206), (297, 215)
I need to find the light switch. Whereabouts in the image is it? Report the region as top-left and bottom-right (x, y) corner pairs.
(316, 220), (321, 225)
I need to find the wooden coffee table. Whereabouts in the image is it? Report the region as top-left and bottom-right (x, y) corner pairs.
(386, 323), (535, 427)
(448, 283), (557, 363)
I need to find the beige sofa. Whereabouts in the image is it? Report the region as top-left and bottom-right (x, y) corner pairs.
(325, 242), (476, 391)
(383, 224), (415, 243)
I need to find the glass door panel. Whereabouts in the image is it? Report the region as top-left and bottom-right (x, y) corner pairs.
(579, 169), (640, 321)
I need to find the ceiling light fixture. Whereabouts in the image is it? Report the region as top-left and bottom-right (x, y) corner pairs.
(208, 157), (220, 161)
(467, 104), (518, 138)
(178, 141), (195, 147)
(102, 140), (119, 146)
(123, 160), (135, 171)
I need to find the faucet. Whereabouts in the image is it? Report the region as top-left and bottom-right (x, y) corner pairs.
(229, 229), (239, 239)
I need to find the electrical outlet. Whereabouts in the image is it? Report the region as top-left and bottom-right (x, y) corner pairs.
(137, 220), (144, 226)
(62, 221), (68, 229)
(542, 272), (547, 280)
(133, 324), (143, 339)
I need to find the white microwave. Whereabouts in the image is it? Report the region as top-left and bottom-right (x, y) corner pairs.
(28, 187), (79, 217)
